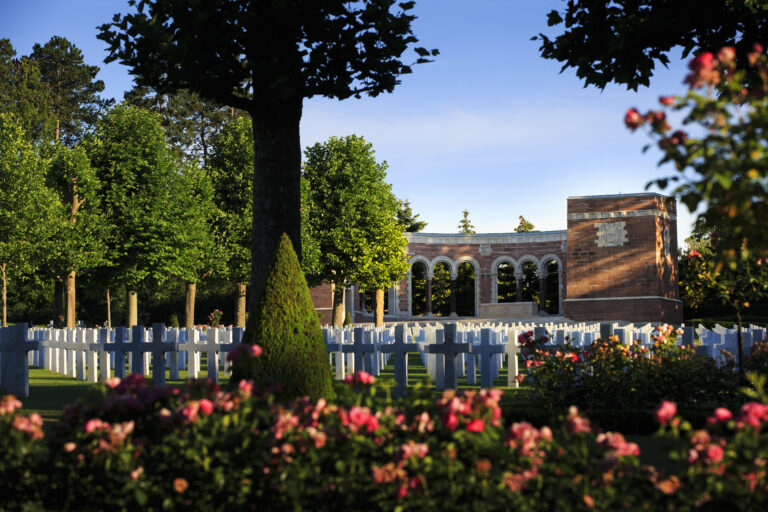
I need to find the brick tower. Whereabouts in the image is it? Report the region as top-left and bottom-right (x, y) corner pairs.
(564, 193), (682, 323)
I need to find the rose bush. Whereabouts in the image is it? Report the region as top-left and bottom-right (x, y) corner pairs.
(521, 330), (742, 413)
(3, 342), (768, 510)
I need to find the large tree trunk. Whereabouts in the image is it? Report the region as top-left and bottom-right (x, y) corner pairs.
(248, 97), (303, 310)
(126, 288), (138, 327)
(332, 284), (345, 327)
(65, 270), (76, 328)
(374, 288), (385, 327)
(53, 279), (64, 327)
(1, 262), (6, 327)
(235, 282), (247, 327)
(106, 288), (112, 329)
(185, 282), (196, 329)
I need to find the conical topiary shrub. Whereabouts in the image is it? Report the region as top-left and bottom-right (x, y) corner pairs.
(343, 311), (354, 326)
(231, 233), (335, 400)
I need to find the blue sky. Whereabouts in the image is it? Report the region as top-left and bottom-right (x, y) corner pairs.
(1, 0), (699, 246)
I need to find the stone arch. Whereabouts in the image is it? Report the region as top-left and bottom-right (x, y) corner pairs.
(538, 253), (564, 315)
(454, 256), (481, 315)
(407, 256), (431, 316)
(515, 255), (540, 275)
(430, 256), (457, 279)
(516, 255), (540, 305)
(408, 255), (432, 276)
(490, 256), (517, 303)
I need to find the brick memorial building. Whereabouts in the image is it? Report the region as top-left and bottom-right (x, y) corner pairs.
(310, 193), (683, 324)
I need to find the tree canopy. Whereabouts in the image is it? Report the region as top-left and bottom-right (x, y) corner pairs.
(0, 114), (61, 325)
(514, 215), (536, 233)
(536, 0), (768, 90)
(98, 0), (436, 309)
(302, 135), (407, 326)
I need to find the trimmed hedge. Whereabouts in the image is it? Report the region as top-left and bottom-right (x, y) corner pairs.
(231, 233), (334, 400)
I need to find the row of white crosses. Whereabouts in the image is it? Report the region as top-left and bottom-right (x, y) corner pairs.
(0, 324), (244, 397)
(695, 324), (766, 367)
(322, 322), (523, 397)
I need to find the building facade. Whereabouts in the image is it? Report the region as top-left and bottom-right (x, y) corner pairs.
(311, 193), (683, 324)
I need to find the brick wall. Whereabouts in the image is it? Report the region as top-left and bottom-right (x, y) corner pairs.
(564, 194), (682, 323)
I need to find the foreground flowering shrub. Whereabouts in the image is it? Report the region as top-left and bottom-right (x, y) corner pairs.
(0, 395), (45, 510)
(523, 333), (741, 413)
(3, 367), (768, 509)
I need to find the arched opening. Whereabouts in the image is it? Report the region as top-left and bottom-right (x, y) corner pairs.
(520, 261), (539, 305)
(497, 262), (517, 303)
(456, 262), (476, 316)
(410, 261), (428, 316)
(431, 262), (451, 317)
(544, 260), (560, 315)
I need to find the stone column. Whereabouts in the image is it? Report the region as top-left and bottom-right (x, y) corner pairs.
(426, 279), (433, 315)
(359, 291), (366, 312)
(449, 279), (457, 316)
(514, 272), (523, 302)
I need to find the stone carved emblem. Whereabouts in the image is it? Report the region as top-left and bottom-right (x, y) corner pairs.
(479, 244), (491, 256)
(595, 222), (628, 247)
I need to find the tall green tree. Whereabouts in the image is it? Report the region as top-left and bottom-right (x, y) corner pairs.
(168, 163), (221, 328)
(0, 114), (60, 326)
(0, 39), (55, 142)
(536, 0), (768, 91)
(85, 105), (195, 326)
(207, 117), (254, 327)
(457, 209), (476, 234)
(302, 135), (407, 326)
(30, 36), (111, 144)
(98, 0), (437, 312)
(397, 199), (428, 232)
(44, 143), (107, 328)
(124, 85), (244, 164)
(355, 221), (409, 326)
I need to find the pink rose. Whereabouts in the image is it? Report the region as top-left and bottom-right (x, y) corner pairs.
(199, 399), (214, 415)
(624, 108), (643, 130)
(181, 403), (200, 423)
(706, 444), (724, 464)
(717, 46), (736, 64)
(714, 407), (732, 422)
(84, 418), (109, 434)
(467, 419), (485, 433)
(444, 413), (459, 431)
(659, 96), (676, 106)
(348, 406), (371, 427)
(739, 402), (768, 428)
(689, 52), (715, 72)
(655, 401), (677, 426)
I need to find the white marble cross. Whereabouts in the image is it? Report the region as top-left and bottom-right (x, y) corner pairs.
(506, 328), (521, 388)
(427, 323), (470, 390)
(380, 324), (419, 397)
(472, 328), (506, 389)
(0, 323), (38, 398)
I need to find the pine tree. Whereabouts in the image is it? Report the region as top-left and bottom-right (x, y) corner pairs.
(458, 209), (476, 234)
(397, 199), (427, 232)
(514, 215), (536, 233)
